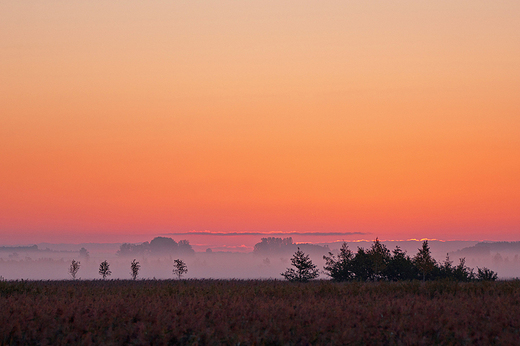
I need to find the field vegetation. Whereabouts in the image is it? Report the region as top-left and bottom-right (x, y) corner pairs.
(1, 279), (520, 345)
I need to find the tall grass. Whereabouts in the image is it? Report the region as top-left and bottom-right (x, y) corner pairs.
(1, 280), (519, 345)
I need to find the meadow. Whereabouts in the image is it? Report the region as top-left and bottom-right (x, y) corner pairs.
(1, 280), (520, 345)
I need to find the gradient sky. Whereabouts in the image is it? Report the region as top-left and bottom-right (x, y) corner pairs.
(1, 1), (519, 245)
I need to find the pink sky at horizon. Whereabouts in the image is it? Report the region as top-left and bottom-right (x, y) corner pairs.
(1, 1), (519, 246)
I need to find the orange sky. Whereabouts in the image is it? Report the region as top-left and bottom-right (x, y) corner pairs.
(1, 1), (519, 245)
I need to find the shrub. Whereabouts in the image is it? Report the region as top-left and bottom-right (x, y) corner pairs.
(477, 267), (498, 281)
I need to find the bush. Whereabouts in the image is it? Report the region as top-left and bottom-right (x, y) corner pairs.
(477, 267), (498, 281)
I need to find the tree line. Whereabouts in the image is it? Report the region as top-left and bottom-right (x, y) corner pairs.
(67, 238), (497, 282)
(282, 239), (498, 282)
(68, 258), (188, 280)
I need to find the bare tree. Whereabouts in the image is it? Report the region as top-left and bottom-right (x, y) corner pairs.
(130, 259), (140, 280)
(99, 260), (111, 280)
(173, 259), (188, 279)
(69, 259), (81, 280)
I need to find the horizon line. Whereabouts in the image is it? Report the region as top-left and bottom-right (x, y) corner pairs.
(161, 231), (369, 237)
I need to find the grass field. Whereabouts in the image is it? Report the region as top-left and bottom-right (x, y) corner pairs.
(1, 280), (520, 345)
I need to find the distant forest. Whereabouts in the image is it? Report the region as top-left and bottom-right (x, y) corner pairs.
(0, 245), (39, 252)
(452, 241), (520, 256)
(117, 237), (195, 256)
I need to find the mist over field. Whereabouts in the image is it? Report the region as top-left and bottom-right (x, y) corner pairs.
(1, 238), (519, 280)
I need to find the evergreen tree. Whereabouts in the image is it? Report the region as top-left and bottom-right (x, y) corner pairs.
(350, 248), (374, 281)
(367, 238), (391, 281)
(385, 247), (417, 281)
(452, 258), (475, 282)
(282, 247), (319, 282)
(323, 242), (354, 281)
(413, 241), (436, 281)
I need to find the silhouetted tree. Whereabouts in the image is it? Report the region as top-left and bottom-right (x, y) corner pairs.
(439, 254), (455, 279)
(99, 260), (111, 280)
(69, 259), (80, 280)
(367, 238), (391, 280)
(385, 246), (417, 281)
(413, 241), (436, 281)
(130, 259), (140, 280)
(323, 242), (354, 282)
(452, 258), (475, 282)
(254, 237), (293, 254)
(173, 259), (188, 279)
(118, 243), (141, 256)
(350, 248), (374, 281)
(178, 239), (195, 255)
(281, 247), (319, 282)
(150, 237), (178, 254)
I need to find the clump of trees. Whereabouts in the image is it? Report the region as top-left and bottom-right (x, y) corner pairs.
(117, 237), (194, 256)
(255, 237), (294, 254)
(322, 239), (498, 282)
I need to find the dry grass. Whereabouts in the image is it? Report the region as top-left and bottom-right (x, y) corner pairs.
(1, 280), (520, 345)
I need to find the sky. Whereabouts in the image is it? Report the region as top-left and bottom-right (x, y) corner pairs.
(1, 1), (519, 246)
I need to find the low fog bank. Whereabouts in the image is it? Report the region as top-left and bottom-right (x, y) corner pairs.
(1, 239), (519, 280)
(448, 242), (520, 279)
(0, 252), (319, 281)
